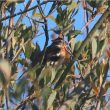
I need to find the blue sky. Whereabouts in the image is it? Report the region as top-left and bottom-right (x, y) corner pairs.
(15, 1), (101, 51)
(15, 0), (101, 73)
(14, 1), (104, 79)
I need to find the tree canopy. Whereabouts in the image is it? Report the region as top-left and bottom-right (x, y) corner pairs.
(0, 0), (110, 110)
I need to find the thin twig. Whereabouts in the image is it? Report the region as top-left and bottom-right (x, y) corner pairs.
(0, 0), (57, 22)
(37, 1), (49, 64)
(26, 15), (45, 24)
(14, 92), (36, 110)
(15, 0), (33, 27)
(74, 6), (110, 59)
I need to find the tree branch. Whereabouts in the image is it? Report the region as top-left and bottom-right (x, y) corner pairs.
(0, 0), (57, 22)
(37, 1), (49, 64)
(14, 92), (36, 110)
(74, 6), (110, 59)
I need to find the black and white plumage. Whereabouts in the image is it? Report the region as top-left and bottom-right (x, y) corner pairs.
(45, 37), (71, 66)
(30, 37), (72, 67)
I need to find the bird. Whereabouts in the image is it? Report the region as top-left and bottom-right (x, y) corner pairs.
(45, 37), (72, 66)
(30, 36), (72, 67)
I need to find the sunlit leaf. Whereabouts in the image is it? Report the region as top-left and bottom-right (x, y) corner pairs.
(0, 59), (11, 82)
(91, 84), (99, 96)
(33, 12), (42, 18)
(105, 81), (110, 92)
(68, 1), (77, 11)
(25, 41), (36, 58)
(47, 15), (56, 23)
(74, 41), (82, 52)
(41, 86), (52, 109)
(47, 90), (57, 109)
(70, 38), (76, 53)
(51, 68), (56, 83)
(92, 38), (97, 58)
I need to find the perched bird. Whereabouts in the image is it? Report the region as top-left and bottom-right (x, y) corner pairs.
(45, 37), (72, 66)
(30, 36), (72, 67)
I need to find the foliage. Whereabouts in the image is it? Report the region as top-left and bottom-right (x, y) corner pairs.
(0, 0), (110, 110)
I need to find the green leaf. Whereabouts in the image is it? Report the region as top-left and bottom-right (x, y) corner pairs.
(41, 86), (52, 109)
(70, 38), (76, 53)
(25, 42), (36, 58)
(58, 99), (77, 110)
(28, 64), (41, 80)
(105, 81), (110, 92)
(30, 102), (39, 110)
(53, 29), (61, 34)
(92, 38), (97, 58)
(47, 15), (56, 22)
(0, 71), (6, 86)
(33, 12), (42, 18)
(47, 90), (57, 109)
(16, 0), (24, 3)
(74, 41), (82, 52)
(63, 23), (73, 35)
(87, 0), (101, 8)
(51, 67), (64, 85)
(54, 64), (72, 89)
(97, 39), (105, 54)
(0, 59), (11, 83)
(38, 66), (52, 85)
(51, 68), (56, 83)
(15, 77), (28, 96)
(67, 30), (81, 37)
(21, 26), (33, 41)
(72, 30), (82, 36)
(68, 1), (77, 11)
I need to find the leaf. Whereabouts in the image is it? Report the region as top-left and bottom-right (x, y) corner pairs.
(56, 14), (62, 27)
(105, 81), (110, 92)
(12, 37), (17, 49)
(0, 71), (6, 86)
(41, 86), (52, 109)
(58, 99), (76, 110)
(28, 64), (41, 81)
(30, 102), (39, 110)
(33, 12), (42, 18)
(63, 23), (73, 35)
(70, 38), (76, 53)
(53, 29), (61, 34)
(47, 15), (56, 23)
(54, 64), (72, 89)
(25, 41), (35, 58)
(67, 30), (81, 36)
(38, 66), (52, 85)
(87, 0), (101, 8)
(0, 59), (11, 82)
(92, 84), (99, 96)
(47, 90), (57, 109)
(68, 1), (77, 11)
(74, 41), (82, 52)
(7, 0), (24, 3)
(15, 77), (28, 96)
(97, 39), (105, 54)
(16, 0), (24, 3)
(92, 38), (97, 58)
(21, 26), (33, 41)
(51, 68), (56, 83)
(51, 67), (64, 85)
